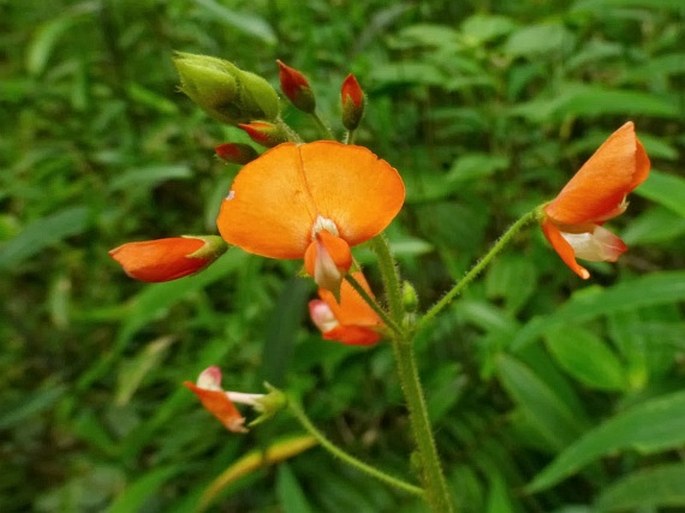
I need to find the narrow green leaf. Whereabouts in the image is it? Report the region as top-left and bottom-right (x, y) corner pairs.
(544, 325), (626, 391)
(634, 170), (685, 218)
(108, 164), (192, 192)
(108, 466), (182, 513)
(528, 390), (685, 492)
(194, 0), (276, 45)
(115, 336), (175, 406)
(496, 354), (586, 451)
(511, 271), (685, 352)
(595, 463), (685, 511)
(26, 16), (75, 76)
(0, 206), (91, 270)
(0, 384), (66, 430)
(276, 464), (314, 513)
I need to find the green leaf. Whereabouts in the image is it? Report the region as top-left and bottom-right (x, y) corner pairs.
(571, 0), (685, 12)
(447, 153), (510, 183)
(0, 206), (91, 270)
(635, 170), (685, 218)
(511, 271), (685, 352)
(108, 466), (182, 513)
(0, 384), (66, 430)
(460, 14), (517, 44)
(511, 84), (680, 121)
(504, 23), (574, 58)
(276, 464), (314, 513)
(26, 16), (76, 76)
(595, 463), (685, 511)
(194, 0), (276, 45)
(115, 336), (175, 406)
(527, 390), (685, 492)
(543, 325), (626, 391)
(496, 354), (587, 451)
(108, 164), (192, 192)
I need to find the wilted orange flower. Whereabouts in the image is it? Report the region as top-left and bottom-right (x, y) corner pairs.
(109, 235), (227, 282)
(309, 271), (383, 345)
(541, 122), (650, 279)
(183, 366), (247, 433)
(217, 141), (405, 291)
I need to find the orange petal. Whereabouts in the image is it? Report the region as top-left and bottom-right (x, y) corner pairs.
(541, 219), (590, 279)
(318, 272), (382, 329)
(298, 141), (405, 245)
(184, 381), (247, 433)
(216, 142), (405, 259)
(545, 122), (651, 225)
(109, 237), (208, 282)
(323, 325), (381, 346)
(217, 143), (316, 258)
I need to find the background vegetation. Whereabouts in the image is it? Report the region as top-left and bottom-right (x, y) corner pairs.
(2, 0), (684, 511)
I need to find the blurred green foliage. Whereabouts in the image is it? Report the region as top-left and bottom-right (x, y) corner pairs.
(1, 0), (684, 512)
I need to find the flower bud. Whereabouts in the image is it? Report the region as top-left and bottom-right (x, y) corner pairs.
(238, 121), (289, 147)
(341, 73), (365, 131)
(109, 235), (227, 282)
(276, 59), (316, 113)
(173, 52), (280, 125)
(401, 281), (419, 313)
(215, 142), (259, 164)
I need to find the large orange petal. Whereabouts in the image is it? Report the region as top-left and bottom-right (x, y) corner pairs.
(545, 122), (651, 225)
(541, 219), (590, 279)
(217, 143), (318, 258)
(217, 142), (404, 259)
(298, 141), (405, 245)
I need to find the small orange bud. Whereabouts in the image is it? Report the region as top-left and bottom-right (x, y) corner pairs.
(277, 59), (316, 113)
(341, 74), (365, 130)
(215, 142), (258, 164)
(238, 121), (289, 147)
(109, 235), (227, 282)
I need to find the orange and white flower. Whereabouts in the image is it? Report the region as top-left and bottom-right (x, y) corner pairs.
(541, 122), (650, 279)
(216, 141), (405, 292)
(309, 271), (383, 345)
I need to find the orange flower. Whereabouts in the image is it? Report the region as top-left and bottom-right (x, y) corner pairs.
(183, 366), (247, 433)
(309, 271), (383, 345)
(109, 235), (227, 282)
(541, 122), (650, 279)
(216, 141), (405, 291)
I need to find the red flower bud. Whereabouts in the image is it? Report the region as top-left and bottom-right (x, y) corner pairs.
(238, 121), (289, 148)
(277, 59), (316, 113)
(109, 235), (227, 282)
(341, 74), (365, 130)
(215, 142), (258, 164)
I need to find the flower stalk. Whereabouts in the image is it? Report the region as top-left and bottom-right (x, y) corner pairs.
(419, 208), (539, 329)
(287, 397), (424, 497)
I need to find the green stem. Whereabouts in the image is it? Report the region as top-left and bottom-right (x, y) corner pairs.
(370, 235), (404, 321)
(343, 129), (357, 144)
(287, 398), (425, 497)
(344, 274), (402, 337)
(275, 117), (303, 143)
(371, 234), (454, 512)
(419, 208), (539, 329)
(391, 335), (455, 512)
(310, 112), (335, 140)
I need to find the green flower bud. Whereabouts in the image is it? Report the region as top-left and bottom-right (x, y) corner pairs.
(173, 52), (280, 125)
